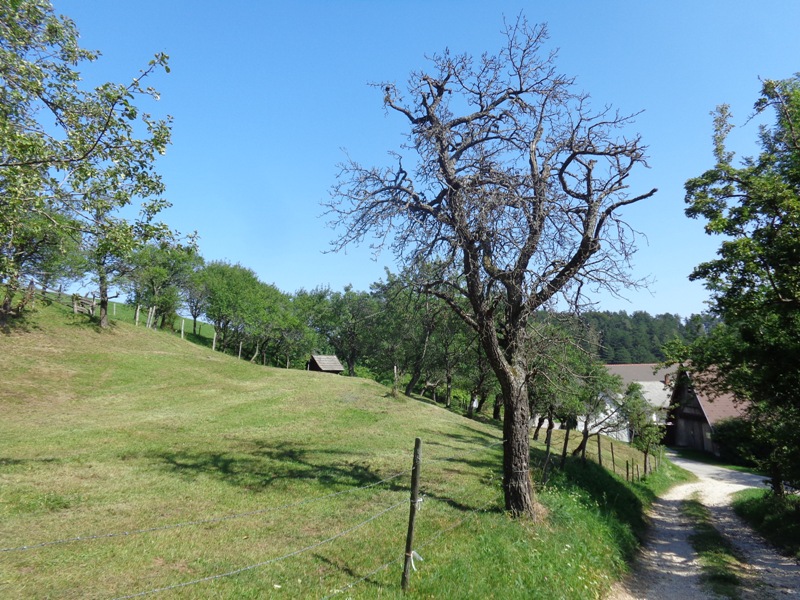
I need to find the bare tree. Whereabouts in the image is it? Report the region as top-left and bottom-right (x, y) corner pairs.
(325, 19), (656, 517)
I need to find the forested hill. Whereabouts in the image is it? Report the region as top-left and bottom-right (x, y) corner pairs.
(581, 310), (710, 364)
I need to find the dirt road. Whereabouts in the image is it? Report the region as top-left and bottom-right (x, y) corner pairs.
(609, 452), (800, 599)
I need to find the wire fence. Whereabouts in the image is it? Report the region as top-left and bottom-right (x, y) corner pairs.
(3, 438), (506, 599)
(0, 471), (407, 554)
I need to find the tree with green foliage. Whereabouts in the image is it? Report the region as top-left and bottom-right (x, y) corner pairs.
(313, 285), (379, 377)
(368, 270), (447, 396)
(621, 382), (664, 473)
(680, 75), (800, 495)
(200, 261), (263, 352)
(326, 19), (656, 517)
(0, 0), (172, 326)
(571, 362), (625, 462)
(126, 242), (201, 329)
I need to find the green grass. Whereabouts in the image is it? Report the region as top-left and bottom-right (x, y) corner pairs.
(732, 488), (800, 560)
(682, 494), (747, 599)
(0, 302), (690, 599)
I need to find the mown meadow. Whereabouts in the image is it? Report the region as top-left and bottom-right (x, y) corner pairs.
(0, 301), (691, 599)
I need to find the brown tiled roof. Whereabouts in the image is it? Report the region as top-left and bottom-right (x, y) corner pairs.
(695, 390), (743, 425)
(681, 366), (748, 426)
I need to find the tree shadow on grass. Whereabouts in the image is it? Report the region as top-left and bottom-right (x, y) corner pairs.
(153, 441), (410, 495)
(0, 312), (40, 335)
(152, 439), (500, 515)
(537, 449), (654, 561)
(0, 457), (61, 470)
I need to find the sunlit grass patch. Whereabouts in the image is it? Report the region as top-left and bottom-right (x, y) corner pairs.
(0, 302), (691, 598)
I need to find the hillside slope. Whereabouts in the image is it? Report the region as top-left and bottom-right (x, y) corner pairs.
(0, 303), (688, 599)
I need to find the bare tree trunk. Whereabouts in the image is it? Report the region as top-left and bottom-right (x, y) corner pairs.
(533, 415), (547, 441)
(97, 270), (110, 328)
(560, 424), (572, 469)
(493, 393), (503, 420)
(476, 390), (488, 414)
(501, 374), (535, 518)
(405, 324), (432, 396)
(572, 421), (591, 462)
(543, 420), (554, 466)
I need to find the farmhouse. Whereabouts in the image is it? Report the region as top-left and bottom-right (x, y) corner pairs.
(606, 363), (675, 414)
(571, 364), (675, 443)
(307, 354), (345, 374)
(665, 371), (743, 454)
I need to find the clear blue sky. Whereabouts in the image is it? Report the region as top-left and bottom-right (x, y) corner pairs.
(56, 0), (800, 317)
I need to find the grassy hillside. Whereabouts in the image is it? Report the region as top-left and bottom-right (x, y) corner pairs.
(0, 303), (690, 599)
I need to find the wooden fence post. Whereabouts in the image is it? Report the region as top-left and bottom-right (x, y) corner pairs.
(135, 305), (140, 326)
(636, 463), (640, 481)
(626, 460), (630, 482)
(212, 331), (217, 352)
(181, 319), (185, 340)
(402, 438), (423, 592)
(610, 442), (616, 475)
(238, 341), (243, 359)
(596, 435), (602, 468)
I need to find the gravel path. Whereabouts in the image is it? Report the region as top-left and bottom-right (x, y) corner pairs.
(608, 452), (800, 600)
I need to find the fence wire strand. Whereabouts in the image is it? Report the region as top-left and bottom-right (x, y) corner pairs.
(110, 498), (408, 600)
(319, 494), (500, 599)
(1, 471), (406, 553)
(427, 438), (505, 463)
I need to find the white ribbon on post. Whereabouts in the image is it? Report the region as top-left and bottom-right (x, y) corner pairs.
(410, 550), (424, 572)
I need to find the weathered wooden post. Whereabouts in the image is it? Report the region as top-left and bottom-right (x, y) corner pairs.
(212, 331), (217, 352)
(402, 438), (422, 591)
(238, 341), (243, 359)
(626, 460), (630, 482)
(181, 319), (185, 340)
(636, 463), (640, 481)
(610, 442), (616, 475)
(135, 304), (141, 326)
(596, 435), (602, 468)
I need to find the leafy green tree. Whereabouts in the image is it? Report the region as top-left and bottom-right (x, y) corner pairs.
(570, 362), (625, 462)
(0, 0), (172, 326)
(621, 382), (664, 473)
(681, 75), (800, 495)
(200, 261), (262, 352)
(326, 20), (656, 516)
(292, 286), (336, 356)
(126, 242), (201, 329)
(182, 257), (207, 335)
(368, 271), (445, 395)
(313, 285), (379, 376)
(0, 208), (83, 316)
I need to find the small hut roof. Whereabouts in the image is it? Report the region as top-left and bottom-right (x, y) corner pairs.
(310, 354), (345, 373)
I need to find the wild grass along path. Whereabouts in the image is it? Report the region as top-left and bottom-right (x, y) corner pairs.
(609, 452), (800, 600)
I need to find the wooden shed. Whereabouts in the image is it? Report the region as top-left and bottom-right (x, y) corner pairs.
(307, 354), (345, 374)
(666, 370), (744, 454)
